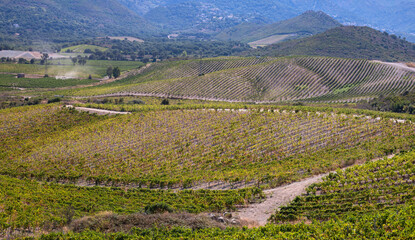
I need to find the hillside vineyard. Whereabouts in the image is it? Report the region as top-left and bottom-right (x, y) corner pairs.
(271, 151), (415, 223)
(2, 105), (415, 188)
(67, 57), (415, 103)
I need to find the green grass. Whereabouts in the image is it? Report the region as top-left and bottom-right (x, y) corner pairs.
(0, 60), (144, 79)
(0, 74), (98, 88)
(60, 44), (108, 53)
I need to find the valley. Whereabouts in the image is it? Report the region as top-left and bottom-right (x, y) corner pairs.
(1, 1), (415, 239)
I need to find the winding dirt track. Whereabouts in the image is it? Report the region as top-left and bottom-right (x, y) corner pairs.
(235, 174), (327, 226)
(235, 154), (395, 226)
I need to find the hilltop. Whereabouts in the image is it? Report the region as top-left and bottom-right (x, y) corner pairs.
(216, 11), (341, 46)
(0, 0), (154, 44)
(246, 26), (415, 62)
(118, 0), (415, 41)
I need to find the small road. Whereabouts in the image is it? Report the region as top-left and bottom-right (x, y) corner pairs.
(371, 60), (415, 73)
(234, 154), (395, 226)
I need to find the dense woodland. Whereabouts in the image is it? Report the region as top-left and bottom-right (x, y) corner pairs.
(360, 91), (415, 114)
(247, 26), (415, 62)
(62, 38), (251, 61)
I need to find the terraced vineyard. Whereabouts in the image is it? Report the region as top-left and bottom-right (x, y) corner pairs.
(62, 56), (415, 103)
(2, 104), (415, 188)
(270, 151), (415, 223)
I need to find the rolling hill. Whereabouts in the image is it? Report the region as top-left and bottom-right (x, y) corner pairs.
(60, 56), (415, 103)
(247, 26), (415, 62)
(0, 0), (154, 43)
(215, 11), (341, 46)
(118, 0), (415, 41)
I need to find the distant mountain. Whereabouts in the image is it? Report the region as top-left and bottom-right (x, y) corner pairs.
(215, 11), (341, 45)
(0, 0), (154, 43)
(118, 0), (415, 41)
(245, 26), (415, 62)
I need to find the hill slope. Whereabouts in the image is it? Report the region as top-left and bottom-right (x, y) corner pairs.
(247, 26), (415, 62)
(61, 56), (415, 103)
(216, 11), (341, 44)
(118, 0), (415, 41)
(0, 0), (154, 43)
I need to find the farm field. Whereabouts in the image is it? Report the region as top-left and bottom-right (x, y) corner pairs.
(60, 44), (108, 53)
(56, 56), (415, 103)
(0, 74), (98, 89)
(2, 104), (415, 189)
(0, 60), (144, 79)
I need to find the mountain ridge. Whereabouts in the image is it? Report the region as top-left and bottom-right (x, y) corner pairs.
(215, 11), (341, 44)
(0, 0), (155, 44)
(245, 26), (415, 62)
(118, 0), (415, 41)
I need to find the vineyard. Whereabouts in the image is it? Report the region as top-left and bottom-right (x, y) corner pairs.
(60, 56), (415, 103)
(1, 103), (415, 238)
(29, 204), (415, 239)
(0, 174), (262, 234)
(0, 74), (97, 89)
(2, 104), (415, 189)
(270, 151), (415, 223)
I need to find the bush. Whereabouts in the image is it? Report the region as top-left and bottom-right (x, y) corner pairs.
(129, 99), (146, 105)
(161, 99), (170, 105)
(144, 203), (174, 214)
(48, 97), (61, 103)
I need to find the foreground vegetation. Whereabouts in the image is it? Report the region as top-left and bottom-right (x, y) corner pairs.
(0, 175), (261, 234)
(20, 204), (415, 239)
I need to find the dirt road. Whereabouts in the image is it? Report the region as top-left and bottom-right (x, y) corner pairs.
(65, 105), (130, 115)
(235, 154), (395, 226)
(371, 60), (415, 72)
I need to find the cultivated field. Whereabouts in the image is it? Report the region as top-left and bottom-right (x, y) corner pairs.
(271, 151), (415, 222)
(57, 56), (415, 103)
(2, 104), (414, 189)
(60, 44), (108, 53)
(0, 74), (97, 89)
(0, 60), (144, 79)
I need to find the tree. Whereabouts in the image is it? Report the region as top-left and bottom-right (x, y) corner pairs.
(161, 99), (170, 105)
(78, 58), (87, 65)
(41, 53), (49, 76)
(106, 66), (113, 78)
(71, 58), (78, 65)
(112, 67), (121, 78)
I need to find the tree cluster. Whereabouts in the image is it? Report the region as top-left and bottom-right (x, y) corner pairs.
(359, 91), (415, 114)
(106, 66), (121, 79)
